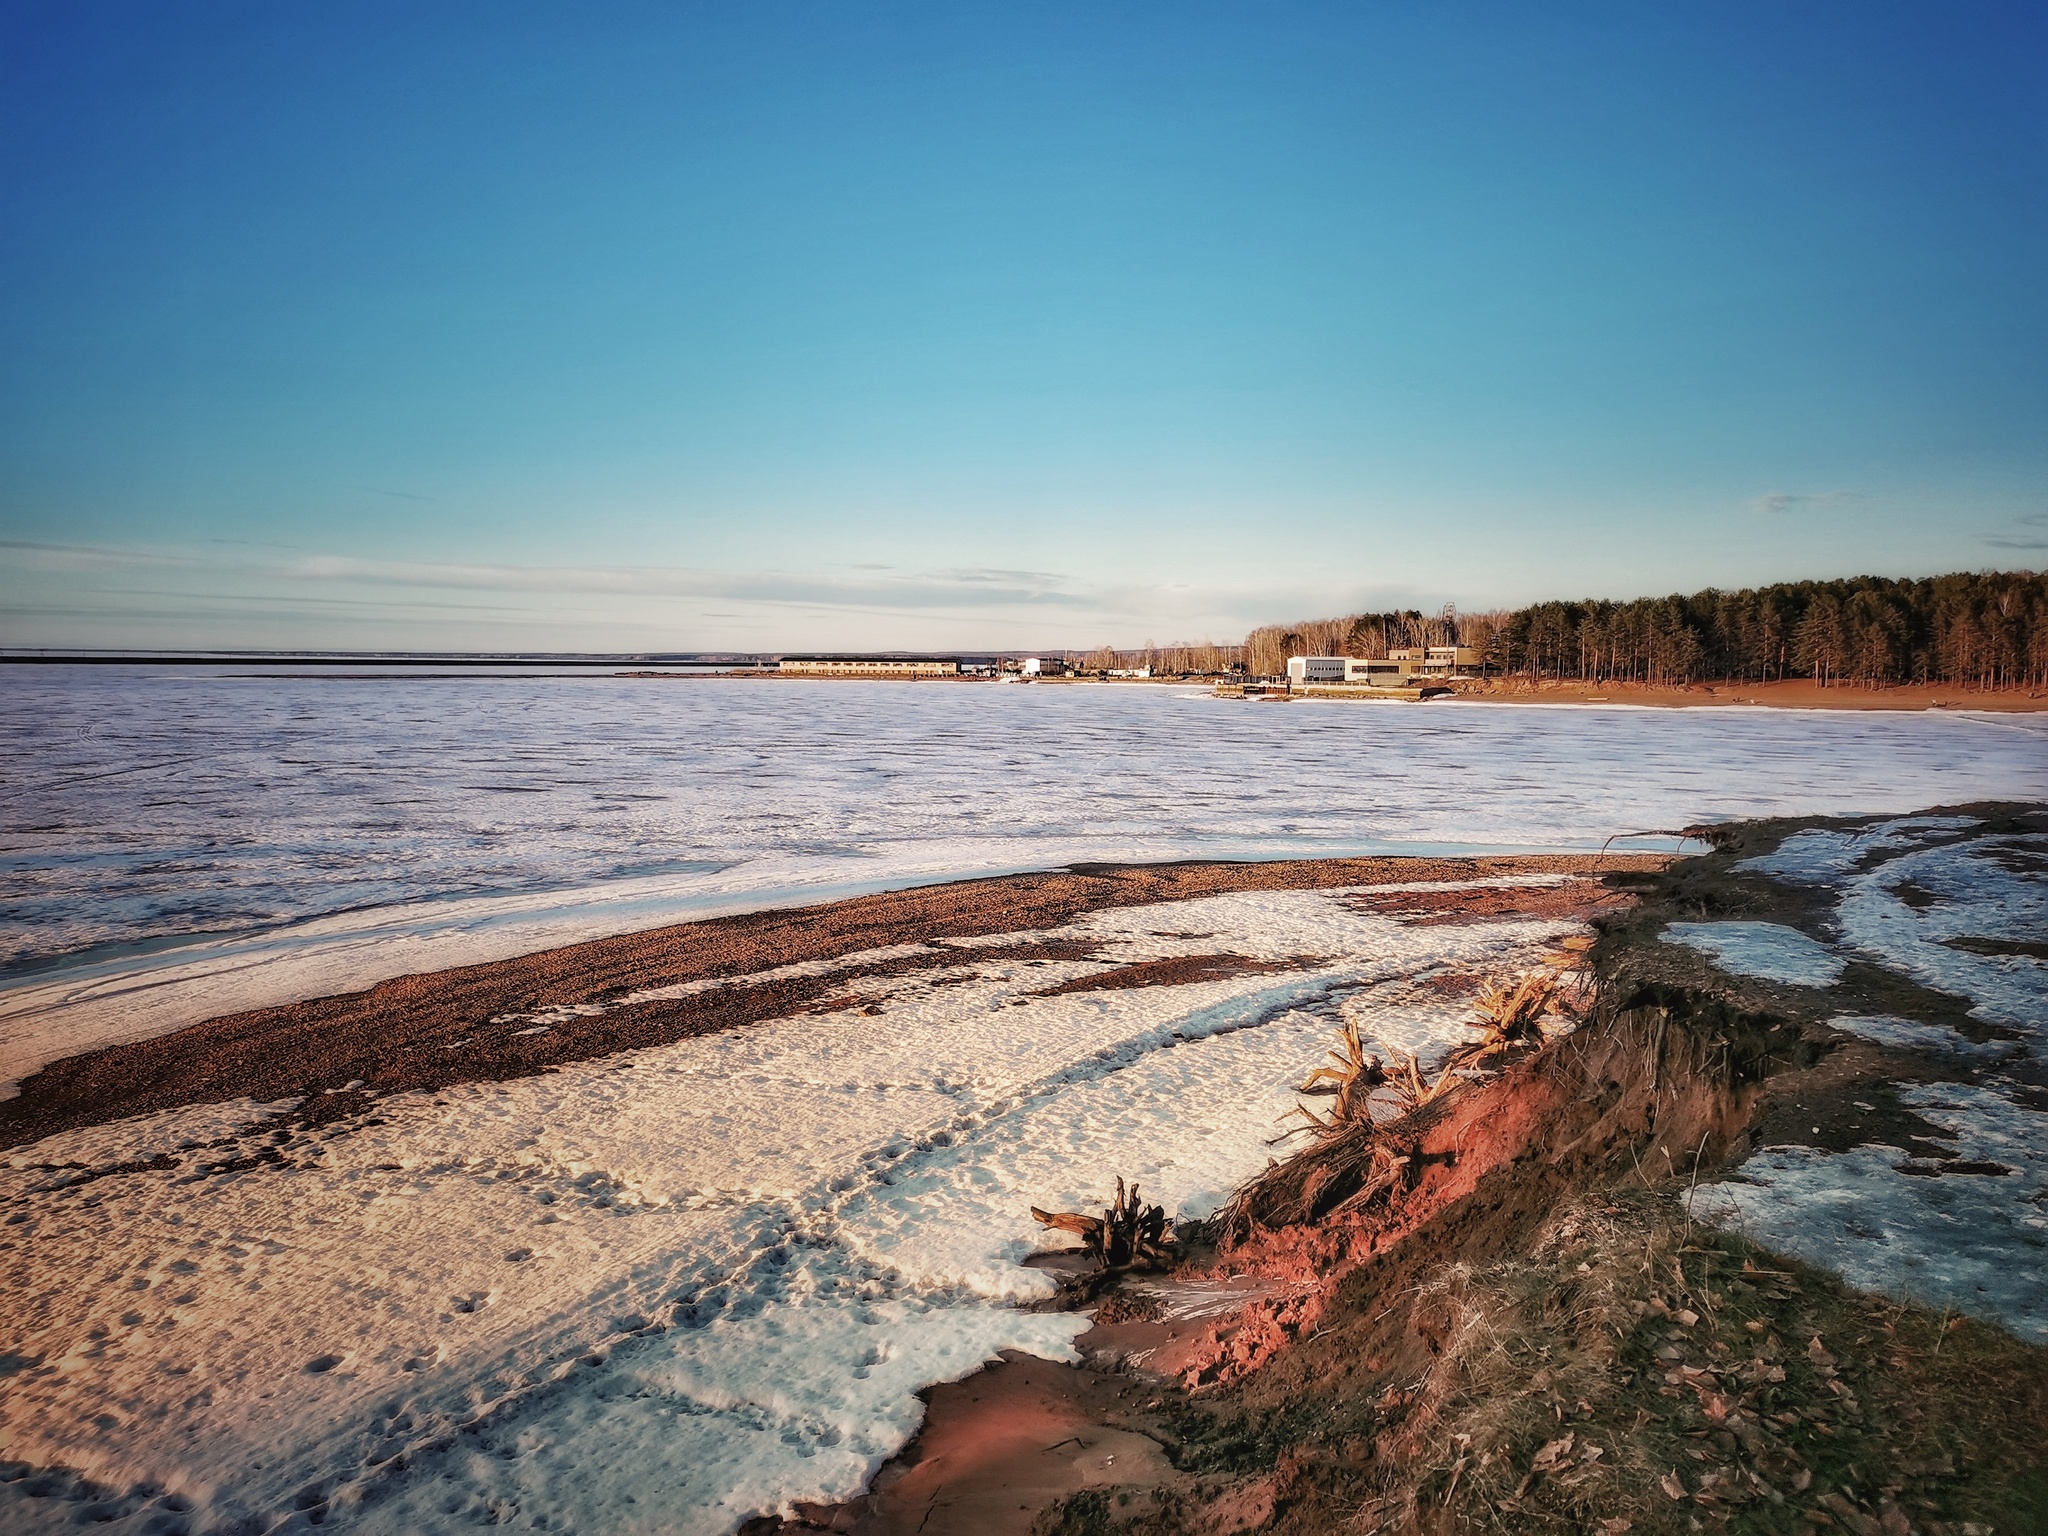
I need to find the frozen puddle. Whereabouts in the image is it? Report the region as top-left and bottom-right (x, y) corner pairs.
(1692, 1081), (2048, 1343)
(1691, 814), (2048, 1341)
(1829, 1014), (2017, 1062)
(1665, 920), (1846, 987)
(0, 882), (1579, 1535)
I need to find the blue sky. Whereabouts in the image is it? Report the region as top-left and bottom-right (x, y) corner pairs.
(2, 2), (2043, 650)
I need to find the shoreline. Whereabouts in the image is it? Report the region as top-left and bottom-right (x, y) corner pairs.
(7, 822), (2041, 1535)
(0, 853), (1664, 1152)
(1448, 676), (2048, 713)
(620, 672), (2048, 712)
(0, 851), (1668, 1536)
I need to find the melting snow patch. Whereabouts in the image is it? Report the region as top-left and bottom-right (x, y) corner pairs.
(1691, 1081), (2048, 1342)
(1832, 833), (2048, 1030)
(351, 1293), (1085, 1536)
(1665, 922), (1846, 987)
(1738, 816), (1982, 884)
(1829, 1015), (2017, 1062)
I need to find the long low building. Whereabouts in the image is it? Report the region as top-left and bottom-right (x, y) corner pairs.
(778, 657), (962, 677)
(1287, 647), (1485, 691)
(1287, 655), (1414, 688)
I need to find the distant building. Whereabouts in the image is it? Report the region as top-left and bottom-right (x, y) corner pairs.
(1282, 647), (1484, 687)
(1344, 658), (1417, 686)
(1287, 656), (1349, 686)
(1107, 666), (1152, 678)
(778, 657), (961, 677)
(1418, 646), (1482, 676)
(1021, 657), (1068, 676)
(1287, 654), (1463, 690)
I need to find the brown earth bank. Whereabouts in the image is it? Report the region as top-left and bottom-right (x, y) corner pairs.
(647, 672), (2048, 711)
(773, 805), (2048, 1536)
(0, 854), (1661, 1152)
(1451, 677), (2048, 712)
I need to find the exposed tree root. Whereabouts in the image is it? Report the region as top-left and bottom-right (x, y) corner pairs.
(1032, 1177), (1177, 1272)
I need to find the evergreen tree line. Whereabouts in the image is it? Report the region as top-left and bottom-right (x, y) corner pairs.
(1244, 572), (2048, 689)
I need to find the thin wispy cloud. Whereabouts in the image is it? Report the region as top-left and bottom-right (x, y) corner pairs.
(345, 485), (440, 502)
(6, 539), (1129, 619)
(1, 540), (204, 573)
(1, 538), (1449, 649)
(1980, 513), (2048, 551)
(1751, 490), (1860, 516)
(280, 553), (1097, 610)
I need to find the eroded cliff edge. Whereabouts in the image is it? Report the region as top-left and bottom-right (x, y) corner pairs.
(795, 805), (2048, 1536)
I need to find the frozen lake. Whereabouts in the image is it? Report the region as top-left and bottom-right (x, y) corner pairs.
(3, 667), (2045, 1085)
(2, 669), (2045, 1534)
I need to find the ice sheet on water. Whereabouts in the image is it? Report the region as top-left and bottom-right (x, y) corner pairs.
(8, 670), (2046, 1088)
(1664, 921), (1846, 987)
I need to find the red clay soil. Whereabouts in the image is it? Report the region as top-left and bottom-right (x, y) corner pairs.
(768, 1352), (1185, 1536)
(1170, 995), (1780, 1393)
(0, 854), (1662, 1151)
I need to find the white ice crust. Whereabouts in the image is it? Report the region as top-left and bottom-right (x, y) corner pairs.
(1694, 817), (2048, 1343)
(1664, 921), (1847, 987)
(1689, 1079), (2048, 1343)
(1829, 1015), (2017, 1062)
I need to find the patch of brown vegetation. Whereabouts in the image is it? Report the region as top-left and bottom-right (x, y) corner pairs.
(0, 853), (1663, 1150)
(1342, 876), (1622, 926)
(1146, 1189), (2048, 1536)
(1410, 971), (1482, 1001)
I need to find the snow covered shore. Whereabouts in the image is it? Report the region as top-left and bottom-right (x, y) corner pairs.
(0, 864), (1621, 1534)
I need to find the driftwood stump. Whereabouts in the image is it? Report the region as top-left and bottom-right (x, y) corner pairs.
(1030, 1177), (1175, 1271)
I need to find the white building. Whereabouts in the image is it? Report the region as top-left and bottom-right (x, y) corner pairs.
(1284, 648), (1481, 692)
(1286, 656), (1349, 686)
